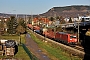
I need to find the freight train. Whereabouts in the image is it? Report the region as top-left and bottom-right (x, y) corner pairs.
(27, 24), (77, 45)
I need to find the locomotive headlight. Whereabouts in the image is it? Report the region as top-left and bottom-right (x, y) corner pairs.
(75, 39), (77, 41)
(70, 39), (72, 40)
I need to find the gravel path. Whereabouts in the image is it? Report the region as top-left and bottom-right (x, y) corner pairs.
(25, 33), (50, 60)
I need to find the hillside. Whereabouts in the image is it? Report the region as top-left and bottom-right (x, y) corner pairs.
(0, 5), (90, 18)
(40, 5), (90, 17)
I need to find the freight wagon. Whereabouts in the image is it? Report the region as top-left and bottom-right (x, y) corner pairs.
(33, 26), (40, 31)
(27, 24), (33, 30)
(42, 28), (55, 39)
(34, 28), (43, 35)
(46, 29), (55, 39)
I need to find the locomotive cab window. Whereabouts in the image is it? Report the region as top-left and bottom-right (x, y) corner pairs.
(70, 36), (76, 38)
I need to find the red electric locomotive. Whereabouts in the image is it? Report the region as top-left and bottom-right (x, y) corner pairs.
(55, 32), (77, 45)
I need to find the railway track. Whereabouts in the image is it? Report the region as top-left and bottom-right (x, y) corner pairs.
(73, 46), (84, 52)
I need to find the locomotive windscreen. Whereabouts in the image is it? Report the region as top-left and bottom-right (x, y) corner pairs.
(70, 35), (76, 38)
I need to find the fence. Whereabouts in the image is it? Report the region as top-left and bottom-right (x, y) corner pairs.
(22, 43), (39, 60)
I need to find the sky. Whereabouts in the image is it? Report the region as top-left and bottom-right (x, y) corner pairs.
(0, 0), (90, 15)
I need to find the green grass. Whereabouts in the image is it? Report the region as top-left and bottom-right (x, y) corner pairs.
(29, 30), (82, 60)
(0, 35), (19, 39)
(14, 45), (30, 60)
(0, 34), (25, 44)
(0, 35), (19, 43)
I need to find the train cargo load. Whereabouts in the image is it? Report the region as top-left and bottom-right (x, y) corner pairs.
(34, 28), (43, 35)
(43, 28), (48, 35)
(55, 32), (77, 45)
(33, 26), (40, 31)
(43, 31), (49, 37)
(47, 29), (55, 39)
(27, 24), (33, 29)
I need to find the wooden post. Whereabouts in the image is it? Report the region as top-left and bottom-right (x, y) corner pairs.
(77, 22), (79, 43)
